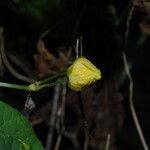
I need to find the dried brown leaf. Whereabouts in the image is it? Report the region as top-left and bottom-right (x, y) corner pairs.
(34, 39), (70, 78)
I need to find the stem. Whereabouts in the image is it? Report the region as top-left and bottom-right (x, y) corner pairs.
(84, 132), (89, 150)
(75, 39), (79, 58)
(124, 5), (134, 47)
(38, 79), (65, 90)
(123, 52), (149, 150)
(54, 135), (62, 150)
(78, 92), (85, 119)
(80, 36), (83, 57)
(37, 72), (65, 85)
(122, 2), (149, 150)
(0, 82), (30, 91)
(105, 134), (111, 150)
(54, 83), (67, 150)
(0, 78), (65, 92)
(77, 92), (90, 150)
(46, 84), (61, 150)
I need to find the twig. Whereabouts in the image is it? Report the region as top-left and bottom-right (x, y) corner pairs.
(80, 36), (83, 57)
(84, 131), (89, 150)
(54, 83), (67, 150)
(123, 1), (149, 150)
(54, 135), (62, 150)
(105, 134), (111, 150)
(75, 39), (79, 58)
(61, 83), (67, 117)
(124, 5), (134, 47)
(123, 52), (149, 150)
(46, 84), (61, 150)
(39, 29), (52, 41)
(77, 92), (90, 150)
(75, 37), (83, 58)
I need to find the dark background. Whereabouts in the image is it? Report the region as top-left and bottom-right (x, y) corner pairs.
(0, 0), (150, 149)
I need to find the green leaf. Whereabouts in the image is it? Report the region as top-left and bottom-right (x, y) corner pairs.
(0, 101), (45, 150)
(0, 133), (29, 150)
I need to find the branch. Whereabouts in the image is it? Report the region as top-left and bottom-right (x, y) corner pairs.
(46, 84), (61, 150)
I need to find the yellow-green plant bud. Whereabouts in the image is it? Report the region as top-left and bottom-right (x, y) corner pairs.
(67, 57), (101, 91)
(28, 83), (39, 91)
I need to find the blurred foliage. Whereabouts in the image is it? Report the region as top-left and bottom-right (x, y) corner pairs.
(21, 0), (68, 22)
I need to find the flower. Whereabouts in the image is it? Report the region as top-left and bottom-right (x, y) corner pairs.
(67, 57), (101, 91)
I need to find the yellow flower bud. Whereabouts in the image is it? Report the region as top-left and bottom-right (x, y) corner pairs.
(67, 57), (102, 91)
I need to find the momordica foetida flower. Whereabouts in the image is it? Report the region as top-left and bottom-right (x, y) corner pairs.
(67, 57), (101, 91)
